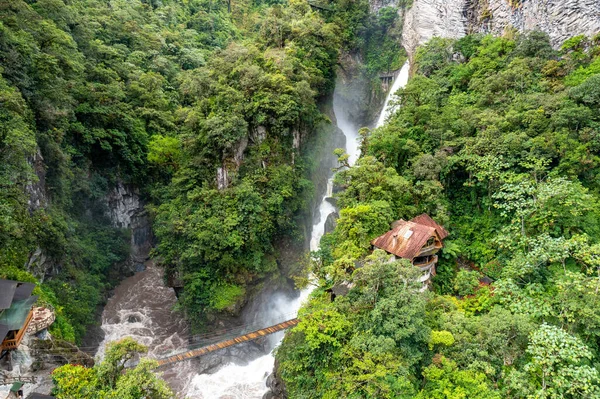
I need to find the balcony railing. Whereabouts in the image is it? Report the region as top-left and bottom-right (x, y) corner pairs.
(1, 308), (34, 351)
(413, 255), (438, 269)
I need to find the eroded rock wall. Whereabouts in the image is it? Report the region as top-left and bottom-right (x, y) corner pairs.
(402, 0), (468, 57)
(402, 0), (600, 57)
(105, 182), (152, 273)
(480, 0), (600, 47)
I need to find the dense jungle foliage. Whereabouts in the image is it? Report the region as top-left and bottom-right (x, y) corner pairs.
(0, 0), (406, 342)
(277, 32), (600, 398)
(51, 338), (175, 398)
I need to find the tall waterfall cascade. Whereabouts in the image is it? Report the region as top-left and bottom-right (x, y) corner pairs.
(184, 81), (363, 398)
(376, 61), (411, 128)
(93, 78), (363, 398)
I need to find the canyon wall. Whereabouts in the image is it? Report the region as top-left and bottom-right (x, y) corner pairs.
(402, 0), (600, 57)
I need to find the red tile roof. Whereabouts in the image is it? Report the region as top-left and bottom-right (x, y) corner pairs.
(410, 214), (448, 240)
(371, 214), (447, 260)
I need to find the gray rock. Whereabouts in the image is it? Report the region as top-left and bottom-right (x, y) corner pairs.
(26, 247), (56, 282)
(324, 211), (339, 235)
(402, 0), (468, 58)
(264, 359), (288, 399)
(104, 182), (152, 274)
(105, 182), (141, 229)
(25, 147), (48, 211)
(401, 0), (600, 58)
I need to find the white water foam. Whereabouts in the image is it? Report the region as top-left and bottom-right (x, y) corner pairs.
(376, 60), (411, 128)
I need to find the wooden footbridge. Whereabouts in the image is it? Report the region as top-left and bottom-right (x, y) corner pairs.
(154, 318), (299, 368)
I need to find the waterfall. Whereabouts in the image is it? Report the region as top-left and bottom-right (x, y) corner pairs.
(185, 82), (361, 399)
(375, 60), (411, 128)
(94, 66), (376, 399)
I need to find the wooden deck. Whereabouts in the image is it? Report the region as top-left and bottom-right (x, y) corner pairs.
(154, 318), (299, 368)
(1, 309), (34, 351)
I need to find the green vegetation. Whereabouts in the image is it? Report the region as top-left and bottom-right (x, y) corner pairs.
(277, 31), (600, 397)
(0, 0), (235, 341)
(52, 338), (175, 399)
(0, 0), (384, 339)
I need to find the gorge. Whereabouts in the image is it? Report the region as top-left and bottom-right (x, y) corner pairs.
(1, 0), (600, 398)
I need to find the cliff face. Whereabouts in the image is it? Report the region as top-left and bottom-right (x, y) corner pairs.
(402, 0), (467, 57)
(105, 182), (152, 273)
(479, 0), (600, 47)
(402, 0), (600, 57)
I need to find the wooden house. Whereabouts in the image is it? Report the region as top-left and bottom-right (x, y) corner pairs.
(371, 214), (448, 288)
(0, 279), (37, 352)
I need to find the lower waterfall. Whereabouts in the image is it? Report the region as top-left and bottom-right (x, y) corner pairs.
(94, 75), (365, 398)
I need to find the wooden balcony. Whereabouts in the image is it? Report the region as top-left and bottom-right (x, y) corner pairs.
(1, 308), (34, 351)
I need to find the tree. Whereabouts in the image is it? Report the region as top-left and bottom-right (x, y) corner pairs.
(523, 324), (600, 399)
(416, 356), (501, 399)
(452, 269), (480, 297)
(52, 338), (175, 399)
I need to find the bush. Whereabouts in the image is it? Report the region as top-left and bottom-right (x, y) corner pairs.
(453, 270), (481, 297)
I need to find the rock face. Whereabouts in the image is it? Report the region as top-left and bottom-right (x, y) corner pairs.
(26, 247), (56, 282)
(105, 182), (152, 272)
(264, 359), (287, 399)
(324, 211), (339, 235)
(479, 0), (600, 48)
(402, 0), (600, 57)
(25, 148), (47, 211)
(369, 0), (400, 13)
(105, 182), (142, 229)
(402, 0), (468, 57)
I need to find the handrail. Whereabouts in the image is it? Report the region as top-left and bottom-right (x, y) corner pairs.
(1, 309), (34, 350)
(414, 255), (438, 268)
(26, 306), (56, 335)
(149, 318), (299, 368)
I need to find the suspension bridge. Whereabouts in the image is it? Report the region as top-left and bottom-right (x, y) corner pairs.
(153, 318), (299, 368)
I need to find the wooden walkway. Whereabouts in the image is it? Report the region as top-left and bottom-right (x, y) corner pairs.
(155, 319), (299, 367)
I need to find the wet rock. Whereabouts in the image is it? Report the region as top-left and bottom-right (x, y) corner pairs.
(105, 182), (141, 229)
(251, 125), (267, 144)
(264, 359), (287, 399)
(324, 211), (339, 235)
(105, 182), (152, 274)
(26, 247), (56, 282)
(25, 147), (47, 211)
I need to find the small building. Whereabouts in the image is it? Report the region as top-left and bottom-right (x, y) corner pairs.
(371, 214), (448, 288)
(0, 279), (37, 353)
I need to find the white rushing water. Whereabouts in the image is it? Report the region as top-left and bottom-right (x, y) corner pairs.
(375, 60), (411, 128)
(95, 264), (195, 393)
